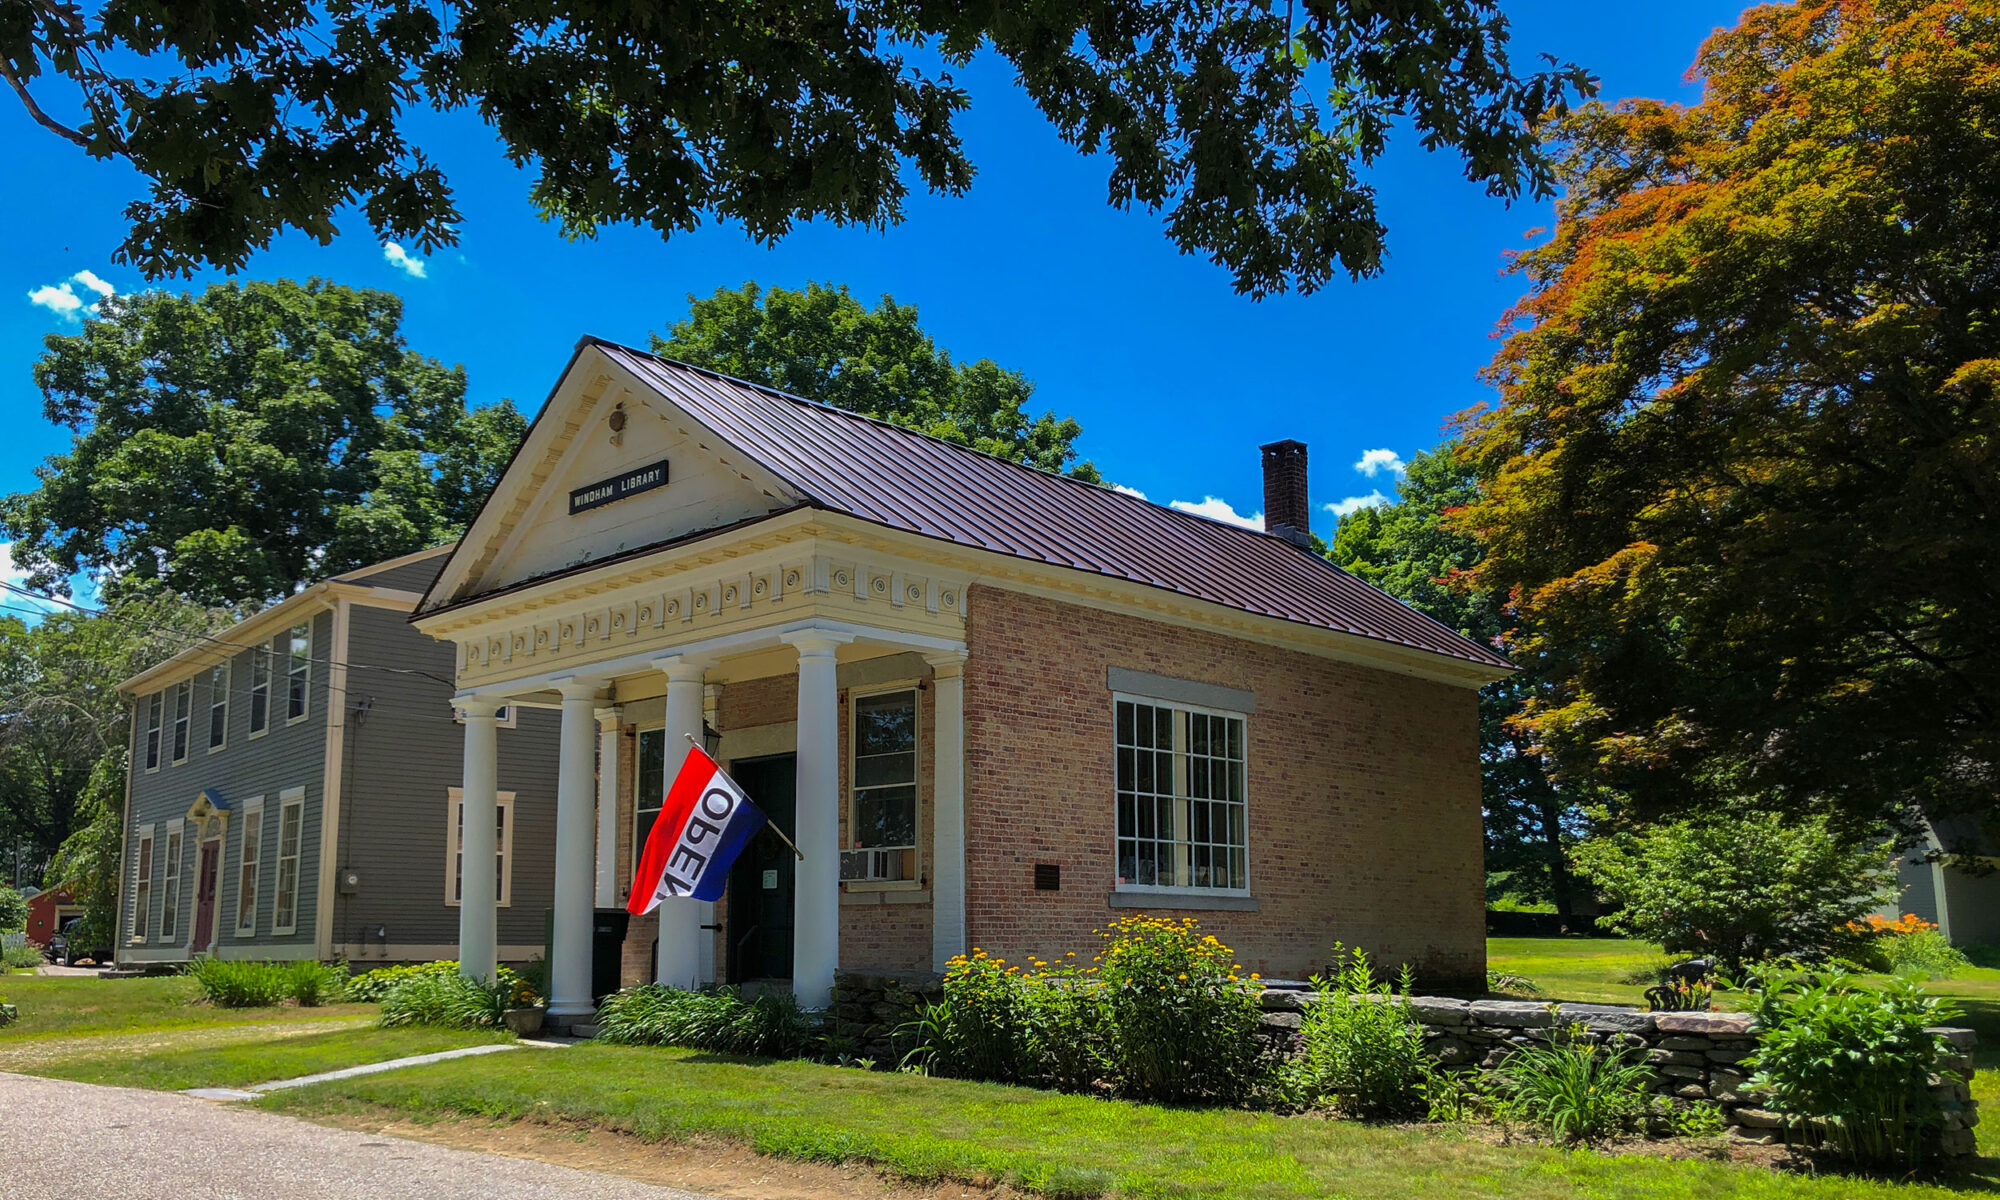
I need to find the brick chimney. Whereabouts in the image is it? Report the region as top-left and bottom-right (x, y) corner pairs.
(1260, 440), (1311, 546)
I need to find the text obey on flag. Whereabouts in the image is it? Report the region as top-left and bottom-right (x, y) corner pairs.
(628, 744), (769, 912)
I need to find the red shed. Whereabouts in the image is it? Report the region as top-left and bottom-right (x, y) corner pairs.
(24, 887), (80, 949)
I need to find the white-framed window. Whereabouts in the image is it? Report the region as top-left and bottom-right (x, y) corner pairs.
(446, 788), (515, 907)
(272, 788), (305, 934)
(171, 679), (192, 764)
(249, 644), (272, 736)
(144, 692), (163, 771)
(234, 797), (264, 937)
(131, 825), (155, 942)
(286, 624), (311, 722)
(159, 823), (184, 942)
(633, 726), (666, 871)
(1114, 695), (1249, 893)
(207, 662), (230, 751)
(842, 687), (919, 883)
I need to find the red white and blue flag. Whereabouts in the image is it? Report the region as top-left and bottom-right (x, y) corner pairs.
(628, 745), (768, 911)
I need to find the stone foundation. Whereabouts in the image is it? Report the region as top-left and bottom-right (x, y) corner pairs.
(1261, 991), (1982, 1158)
(831, 969), (941, 1063)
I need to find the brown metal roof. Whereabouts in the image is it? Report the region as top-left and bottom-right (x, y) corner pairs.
(588, 340), (1510, 674)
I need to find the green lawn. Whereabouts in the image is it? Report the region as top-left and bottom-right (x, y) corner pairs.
(30, 1024), (513, 1091)
(0, 973), (375, 1040)
(260, 1042), (2000, 1200)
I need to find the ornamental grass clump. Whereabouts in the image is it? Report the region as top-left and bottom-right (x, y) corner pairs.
(186, 957), (292, 1007)
(378, 970), (515, 1029)
(595, 985), (813, 1057)
(1746, 970), (1964, 1168)
(1288, 944), (1427, 1119)
(1095, 915), (1267, 1104)
(1493, 1019), (1653, 1144)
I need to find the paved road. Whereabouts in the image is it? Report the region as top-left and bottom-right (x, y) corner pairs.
(1, 1072), (716, 1200)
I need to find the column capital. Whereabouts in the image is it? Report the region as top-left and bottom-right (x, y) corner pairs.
(552, 673), (607, 702)
(453, 695), (505, 719)
(923, 648), (968, 678)
(779, 627), (854, 658)
(593, 705), (622, 732)
(649, 652), (715, 684)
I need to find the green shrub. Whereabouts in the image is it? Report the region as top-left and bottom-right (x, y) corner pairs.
(1288, 945), (1427, 1119)
(1746, 971), (1963, 1168)
(596, 985), (814, 1057)
(1487, 968), (1543, 995)
(1493, 1020), (1653, 1144)
(347, 960), (535, 1006)
(283, 960), (349, 1006)
(1880, 929), (1969, 981)
(186, 957), (291, 1007)
(2, 941), (46, 970)
(910, 950), (1032, 1083)
(379, 970), (515, 1029)
(1094, 915), (1267, 1105)
(0, 885), (26, 933)
(1018, 958), (1105, 1094)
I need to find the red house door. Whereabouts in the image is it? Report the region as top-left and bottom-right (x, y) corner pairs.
(192, 840), (220, 953)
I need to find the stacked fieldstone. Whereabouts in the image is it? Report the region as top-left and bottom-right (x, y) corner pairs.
(1258, 990), (1982, 1158)
(830, 969), (941, 1062)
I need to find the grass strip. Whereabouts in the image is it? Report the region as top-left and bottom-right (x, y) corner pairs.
(0, 974), (376, 1040)
(260, 1042), (1998, 1199)
(27, 1024), (513, 1092)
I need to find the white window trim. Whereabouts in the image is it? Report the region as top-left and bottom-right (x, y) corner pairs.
(1110, 691), (1253, 898)
(159, 819), (185, 944)
(234, 795), (265, 938)
(285, 624), (312, 725)
(171, 679), (193, 765)
(631, 723), (666, 874)
(144, 693), (164, 773)
(271, 787), (306, 935)
(845, 681), (923, 891)
(130, 823), (156, 944)
(248, 644), (272, 739)
(207, 661), (231, 753)
(445, 788), (516, 908)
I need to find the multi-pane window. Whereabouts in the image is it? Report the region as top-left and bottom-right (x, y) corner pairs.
(448, 789), (514, 906)
(286, 624), (311, 720)
(249, 645), (271, 734)
(842, 689), (917, 882)
(144, 693), (163, 770)
(171, 680), (193, 763)
(633, 728), (666, 871)
(132, 828), (154, 941)
(160, 828), (183, 942)
(235, 804), (263, 936)
(1114, 698), (1248, 891)
(208, 662), (230, 750)
(273, 790), (304, 933)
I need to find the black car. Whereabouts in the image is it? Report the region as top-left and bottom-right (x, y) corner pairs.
(47, 918), (110, 967)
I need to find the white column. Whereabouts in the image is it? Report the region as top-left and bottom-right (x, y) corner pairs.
(926, 650), (968, 972)
(653, 654), (710, 989)
(782, 629), (851, 1009)
(456, 697), (502, 982)
(550, 677), (604, 1018)
(594, 706), (622, 908)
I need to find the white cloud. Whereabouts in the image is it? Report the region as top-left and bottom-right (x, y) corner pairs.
(1354, 449), (1407, 478)
(71, 269), (115, 299)
(0, 543), (61, 619)
(1112, 484), (1148, 500)
(1325, 492), (1390, 518)
(382, 241), (428, 278)
(27, 270), (120, 321)
(1170, 496), (1265, 531)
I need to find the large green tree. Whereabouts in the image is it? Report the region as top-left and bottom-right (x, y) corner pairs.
(1, 2), (1588, 296)
(1457, 0), (2000, 851)
(1329, 444), (1587, 920)
(655, 281), (1099, 480)
(2, 278), (526, 608)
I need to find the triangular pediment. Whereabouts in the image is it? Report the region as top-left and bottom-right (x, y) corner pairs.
(422, 343), (805, 611)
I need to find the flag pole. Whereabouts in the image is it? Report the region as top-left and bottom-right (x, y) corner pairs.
(685, 731), (804, 861)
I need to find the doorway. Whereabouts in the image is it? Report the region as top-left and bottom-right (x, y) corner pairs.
(725, 753), (797, 984)
(191, 839), (220, 953)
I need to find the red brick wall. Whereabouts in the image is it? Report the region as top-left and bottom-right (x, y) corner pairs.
(961, 584), (1486, 986)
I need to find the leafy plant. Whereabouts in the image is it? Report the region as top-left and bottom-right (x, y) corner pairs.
(1493, 1020), (1653, 1144)
(1486, 969), (1543, 996)
(2, 941), (46, 970)
(1648, 1097), (1727, 1140)
(379, 971), (515, 1030)
(1017, 956), (1106, 1094)
(0, 886), (26, 933)
(1419, 1067), (1484, 1123)
(1745, 971), (1964, 1167)
(1642, 977), (1713, 1012)
(1288, 945), (1427, 1119)
(283, 961), (350, 1007)
(347, 960), (536, 1006)
(186, 957), (292, 1007)
(1094, 916), (1268, 1105)
(595, 985), (814, 1058)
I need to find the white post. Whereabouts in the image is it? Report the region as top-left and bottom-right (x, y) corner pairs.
(594, 706), (622, 909)
(550, 677), (604, 1018)
(782, 629), (850, 1009)
(456, 697), (502, 982)
(654, 654), (710, 989)
(926, 651), (968, 971)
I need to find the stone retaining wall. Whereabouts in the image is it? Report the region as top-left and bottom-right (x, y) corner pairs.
(1261, 992), (1981, 1157)
(831, 969), (941, 1063)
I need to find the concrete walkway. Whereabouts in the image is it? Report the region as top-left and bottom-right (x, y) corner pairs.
(1, 1071), (717, 1200)
(183, 1041), (526, 1101)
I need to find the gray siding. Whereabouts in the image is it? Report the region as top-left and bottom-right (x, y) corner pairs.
(1941, 866), (2000, 946)
(337, 604), (560, 962)
(121, 608), (333, 956)
(347, 553), (448, 595)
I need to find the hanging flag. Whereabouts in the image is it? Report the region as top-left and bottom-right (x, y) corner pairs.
(628, 745), (769, 912)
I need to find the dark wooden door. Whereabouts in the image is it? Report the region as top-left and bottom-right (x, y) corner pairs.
(192, 840), (219, 952)
(725, 754), (797, 983)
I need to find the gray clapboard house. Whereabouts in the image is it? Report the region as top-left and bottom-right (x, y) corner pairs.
(114, 546), (559, 965)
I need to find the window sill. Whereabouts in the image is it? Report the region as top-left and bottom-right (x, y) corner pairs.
(842, 889), (932, 908)
(842, 879), (921, 894)
(1106, 890), (1259, 913)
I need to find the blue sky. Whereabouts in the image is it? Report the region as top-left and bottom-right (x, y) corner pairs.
(0, 0), (1751, 594)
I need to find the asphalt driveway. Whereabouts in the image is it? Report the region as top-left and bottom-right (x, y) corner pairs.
(0, 1071), (715, 1200)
